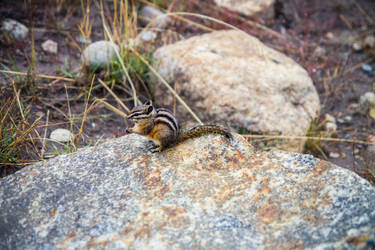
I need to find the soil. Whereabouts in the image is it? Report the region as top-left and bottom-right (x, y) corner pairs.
(0, 0), (374, 182)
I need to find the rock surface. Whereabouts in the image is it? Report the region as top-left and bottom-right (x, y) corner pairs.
(50, 128), (73, 142)
(214, 0), (274, 17)
(1, 19), (28, 40)
(153, 30), (320, 152)
(41, 39), (58, 54)
(82, 40), (119, 67)
(1, 133), (375, 249)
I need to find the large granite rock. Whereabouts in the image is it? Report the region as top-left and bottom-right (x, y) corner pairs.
(1, 133), (374, 249)
(153, 30), (320, 152)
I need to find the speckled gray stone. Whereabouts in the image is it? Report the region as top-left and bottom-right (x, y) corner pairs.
(1, 19), (28, 40)
(0, 133), (374, 249)
(82, 40), (119, 67)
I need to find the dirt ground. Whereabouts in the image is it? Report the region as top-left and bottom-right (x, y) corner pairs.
(0, 0), (374, 182)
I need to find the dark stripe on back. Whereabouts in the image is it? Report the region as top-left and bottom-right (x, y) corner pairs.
(154, 116), (178, 136)
(156, 108), (179, 131)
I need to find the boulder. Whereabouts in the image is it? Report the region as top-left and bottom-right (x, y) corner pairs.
(153, 30), (320, 152)
(214, 0), (275, 18)
(0, 133), (374, 249)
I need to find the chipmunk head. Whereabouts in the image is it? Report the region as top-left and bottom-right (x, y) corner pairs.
(127, 100), (156, 121)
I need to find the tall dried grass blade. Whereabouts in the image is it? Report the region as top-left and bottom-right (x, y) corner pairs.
(98, 78), (131, 113)
(99, 1), (139, 106)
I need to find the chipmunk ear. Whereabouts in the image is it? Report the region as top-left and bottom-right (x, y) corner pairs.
(144, 100), (153, 106)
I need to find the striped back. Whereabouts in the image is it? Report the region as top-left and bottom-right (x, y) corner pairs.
(155, 108), (179, 136)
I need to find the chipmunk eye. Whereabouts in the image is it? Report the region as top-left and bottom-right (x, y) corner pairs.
(146, 106), (154, 114)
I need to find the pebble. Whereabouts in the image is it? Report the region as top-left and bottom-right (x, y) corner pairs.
(325, 122), (337, 132)
(325, 32), (334, 40)
(324, 114), (336, 123)
(82, 40), (119, 67)
(364, 35), (375, 48)
(337, 118), (345, 124)
(364, 92), (375, 106)
(50, 128), (73, 142)
(343, 115), (352, 123)
(361, 64), (373, 74)
(76, 35), (92, 44)
(313, 46), (326, 58)
(348, 103), (359, 110)
(329, 152), (340, 159)
(352, 42), (362, 51)
(139, 5), (170, 28)
(359, 92), (375, 114)
(41, 39), (58, 54)
(1, 19), (28, 40)
(139, 30), (157, 42)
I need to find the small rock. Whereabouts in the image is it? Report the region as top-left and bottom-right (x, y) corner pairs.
(359, 92), (375, 114)
(337, 118), (345, 124)
(122, 38), (135, 49)
(325, 32), (334, 40)
(76, 35), (92, 44)
(364, 35), (375, 48)
(324, 113), (336, 124)
(82, 41), (119, 67)
(348, 103), (359, 110)
(343, 115), (352, 123)
(329, 152), (340, 158)
(364, 92), (375, 106)
(50, 128), (73, 142)
(313, 46), (326, 59)
(139, 30), (157, 42)
(325, 122), (337, 133)
(41, 40), (58, 54)
(213, 0), (275, 18)
(324, 114), (337, 132)
(1, 19), (28, 40)
(139, 5), (170, 29)
(361, 64), (373, 74)
(352, 42), (362, 51)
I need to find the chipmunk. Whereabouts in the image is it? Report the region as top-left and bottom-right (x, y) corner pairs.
(126, 100), (232, 152)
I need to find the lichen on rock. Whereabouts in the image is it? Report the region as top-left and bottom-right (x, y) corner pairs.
(0, 133), (374, 249)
